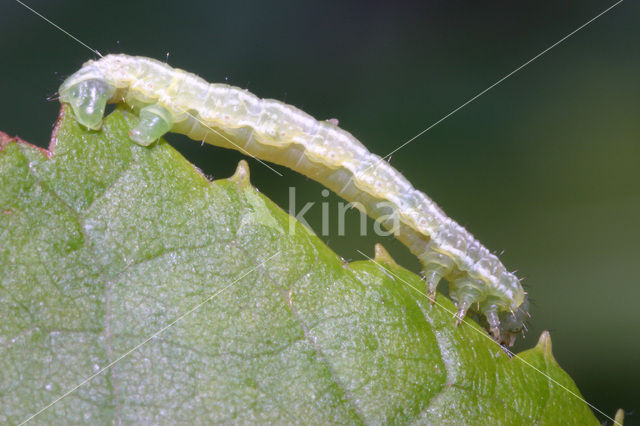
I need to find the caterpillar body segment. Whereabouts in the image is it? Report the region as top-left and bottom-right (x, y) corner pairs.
(59, 54), (530, 346)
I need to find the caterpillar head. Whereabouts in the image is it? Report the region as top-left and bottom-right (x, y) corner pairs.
(496, 296), (530, 347)
(59, 66), (115, 130)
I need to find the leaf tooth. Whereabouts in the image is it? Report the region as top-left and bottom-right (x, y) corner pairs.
(535, 330), (555, 360)
(373, 243), (398, 268)
(230, 160), (251, 187)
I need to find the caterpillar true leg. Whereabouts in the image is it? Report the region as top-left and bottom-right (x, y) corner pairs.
(420, 249), (454, 303)
(424, 265), (448, 303)
(129, 104), (174, 146)
(450, 278), (483, 323)
(484, 309), (501, 341)
(59, 78), (115, 130)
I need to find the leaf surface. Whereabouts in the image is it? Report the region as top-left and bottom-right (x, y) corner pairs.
(0, 107), (599, 424)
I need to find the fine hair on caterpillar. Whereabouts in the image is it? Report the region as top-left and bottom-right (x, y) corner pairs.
(59, 53), (530, 346)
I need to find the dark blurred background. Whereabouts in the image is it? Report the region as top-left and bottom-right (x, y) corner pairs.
(1, 0), (638, 422)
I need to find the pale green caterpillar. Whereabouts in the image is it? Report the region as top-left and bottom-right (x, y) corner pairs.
(59, 54), (529, 346)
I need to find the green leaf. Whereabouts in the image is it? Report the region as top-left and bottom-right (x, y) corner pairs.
(0, 106), (600, 424)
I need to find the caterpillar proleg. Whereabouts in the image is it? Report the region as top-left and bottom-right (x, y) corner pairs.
(59, 54), (530, 346)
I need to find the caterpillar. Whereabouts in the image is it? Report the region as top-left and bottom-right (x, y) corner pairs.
(59, 54), (529, 346)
